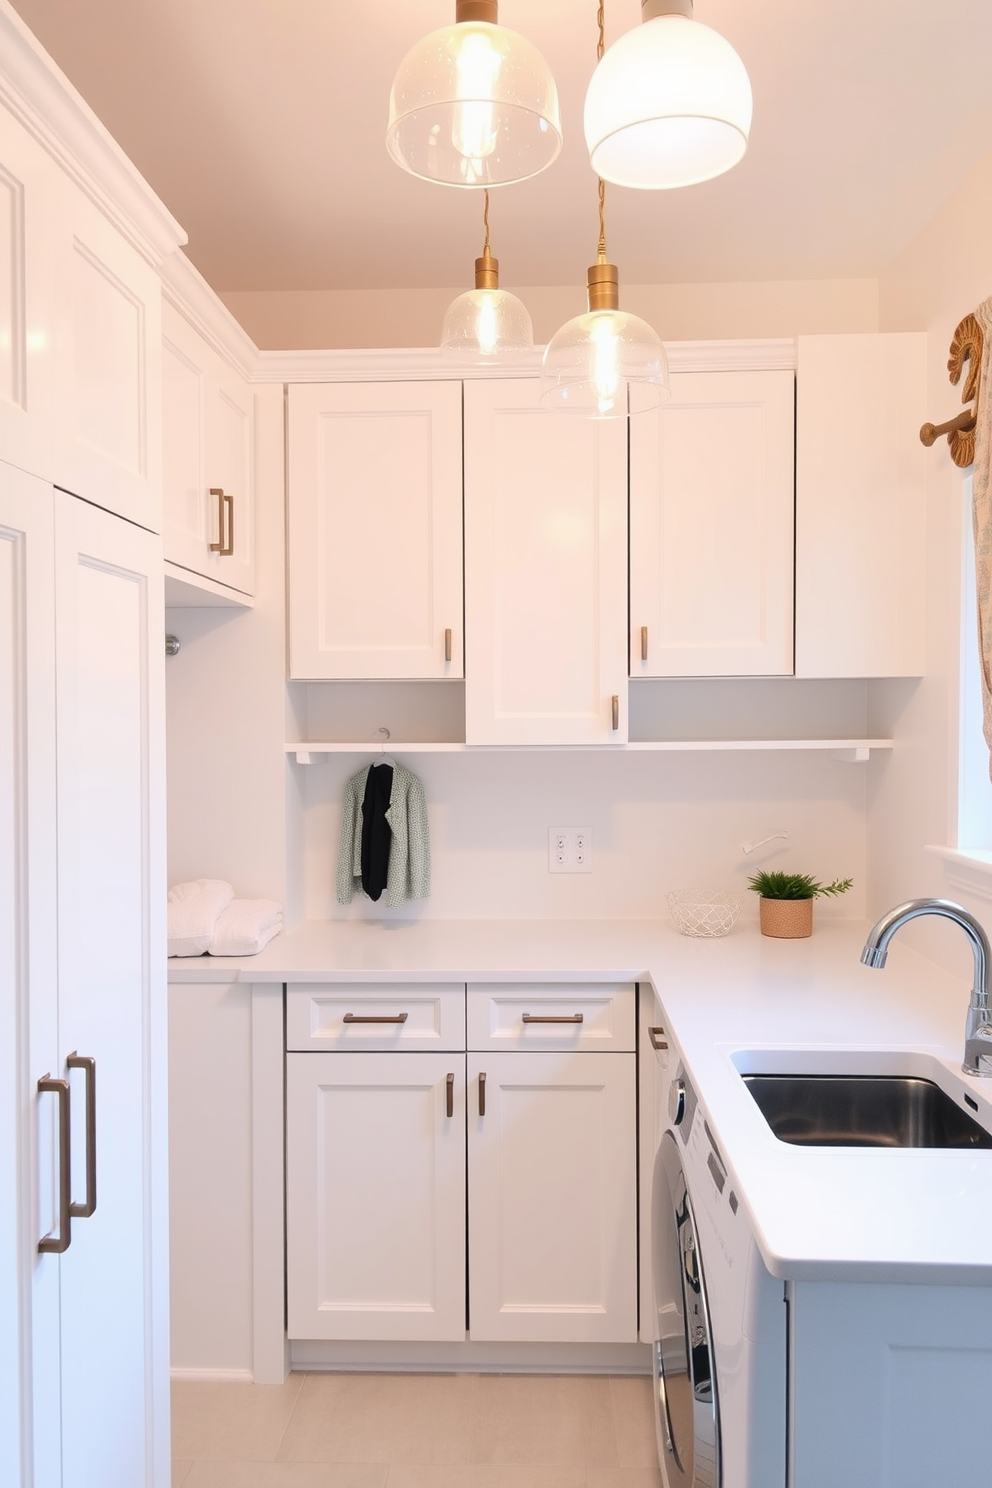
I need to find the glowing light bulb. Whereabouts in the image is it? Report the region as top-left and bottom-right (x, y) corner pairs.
(591, 314), (622, 414)
(452, 31), (501, 164)
(474, 292), (499, 356)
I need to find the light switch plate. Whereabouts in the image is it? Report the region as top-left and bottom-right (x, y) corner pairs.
(548, 826), (592, 873)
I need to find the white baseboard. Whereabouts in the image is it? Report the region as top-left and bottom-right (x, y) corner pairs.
(170, 1367), (255, 1384)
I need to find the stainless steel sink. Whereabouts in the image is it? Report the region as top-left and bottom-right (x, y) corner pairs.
(742, 1074), (992, 1149)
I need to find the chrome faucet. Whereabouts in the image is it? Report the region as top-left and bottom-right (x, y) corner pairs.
(861, 898), (992, 1076)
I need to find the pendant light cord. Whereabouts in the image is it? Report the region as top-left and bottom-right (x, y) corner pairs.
(596, 3), (607, 263)
(483, 189), (491, 254)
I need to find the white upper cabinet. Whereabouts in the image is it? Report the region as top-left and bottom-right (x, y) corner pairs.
(162, 299), (255, 601)
(51, 173), (163, 531)
(0, 101), (58, 484)
(795, 332), (927, 678)
(630, 369), (795, 678)
(464, 378), (628, 745)
(287, 380), (463, 679)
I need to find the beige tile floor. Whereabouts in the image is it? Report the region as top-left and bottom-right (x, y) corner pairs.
(171, 1372), (665, 1488)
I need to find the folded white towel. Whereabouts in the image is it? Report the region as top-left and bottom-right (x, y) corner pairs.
(208, 899), (283, 957)
(168, 879), (235, 957)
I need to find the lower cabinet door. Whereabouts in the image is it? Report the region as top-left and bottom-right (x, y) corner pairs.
(467, 1051), (637, 1344)
(286, 1051), (466, 1341)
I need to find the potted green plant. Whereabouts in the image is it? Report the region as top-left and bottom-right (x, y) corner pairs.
(746, 871), (853, 939)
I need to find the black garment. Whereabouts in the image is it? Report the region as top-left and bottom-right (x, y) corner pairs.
(360, 763), (393, 901)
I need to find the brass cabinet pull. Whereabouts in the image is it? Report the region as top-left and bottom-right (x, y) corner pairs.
(648, 1026), (669, 1051)
(521, 1012), (584, 1025)
(478, 1071), (486, 1117)
(342, 1012), (409, 1024)
(444, 628), (452, 663)
(223, 491), (234, 556)
(209, 488), (235, 556)
(611, 695), (619, 731)
(641, 626), (648, 662)
(38, 1075), (71, 1254)
(446, 1072), (454, 1119)
(66, 1053), (97, 1219)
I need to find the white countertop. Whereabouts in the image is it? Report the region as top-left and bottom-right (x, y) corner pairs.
(168, 914), (992, 1284)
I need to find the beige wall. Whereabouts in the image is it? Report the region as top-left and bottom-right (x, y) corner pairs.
(868, 147), (992, 978)
(220, 277), (879, 350)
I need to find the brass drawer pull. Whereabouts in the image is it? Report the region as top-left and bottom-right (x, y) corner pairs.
(445, 627), (452, 662)
(342, 1012), (410, 1024)
(521, 1013), (584, 1025)
(446, 1072), (454, 1119)
(478, 1071), (486, 1117)
(38, 1075), (71, 1254)
(611, 694), (619, 730)
(641, 626), (648, 662)
(648, 1026), (668, 1051)
(66, 1053), (97, 1219)
(209, 487), (235, 556)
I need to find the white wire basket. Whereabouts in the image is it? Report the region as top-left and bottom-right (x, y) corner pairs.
(666, 889), (744, 938)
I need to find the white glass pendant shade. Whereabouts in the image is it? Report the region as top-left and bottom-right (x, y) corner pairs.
(442, 287), (533, 358)
(541, 307), (669, 417)
(584, 13), (752, 189)
(387, 16), (562, 187)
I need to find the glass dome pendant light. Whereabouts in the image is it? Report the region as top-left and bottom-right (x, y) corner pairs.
(542, 2), (668, 418)
(584, 0), (752, 190)
(540, 178), (669, 417)
(441, 190), (533, 358)
(386, 0), (562, 188)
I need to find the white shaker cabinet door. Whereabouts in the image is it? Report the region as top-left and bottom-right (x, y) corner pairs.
(467, 1051), (637, 1344)
(464, 378), (628, 744)
(0, 462), (60, 1488)
(287, 381), (463, 679)
(162, 301), (255, 600)
(286, 1052), (467, 1342)
(51, 177), (163, 533)
(795, 333), (927, 678)
(53, 491), (168, 1488)
(630, 369), (795, 677)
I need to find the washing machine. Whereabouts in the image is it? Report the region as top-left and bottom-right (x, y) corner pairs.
(649, 1022), (788, 1488)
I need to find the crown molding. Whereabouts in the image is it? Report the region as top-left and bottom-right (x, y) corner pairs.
(161, 251), (260, 380)
(253, 338), (797, 385)
(0, 0), (185, 266)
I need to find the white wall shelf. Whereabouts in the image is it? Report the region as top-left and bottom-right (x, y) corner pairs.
(286, 739), (893, 764)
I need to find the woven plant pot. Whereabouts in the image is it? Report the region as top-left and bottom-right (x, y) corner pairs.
(759, 896), (813, 939)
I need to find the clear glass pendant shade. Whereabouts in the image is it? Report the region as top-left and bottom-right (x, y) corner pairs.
(387, 20), (562, 187)
(540, 308), (669, 417)
(584, 14), (752, 189)
(441, 287), (533, 358)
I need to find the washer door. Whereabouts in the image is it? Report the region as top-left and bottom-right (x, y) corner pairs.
(651, 1130), (720, 1488)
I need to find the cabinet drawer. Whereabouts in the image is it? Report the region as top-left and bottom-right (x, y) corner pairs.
(467, 983), (635, 1052)
(286, 982), (465, 1052)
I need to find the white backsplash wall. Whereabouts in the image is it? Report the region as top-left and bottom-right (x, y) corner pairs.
(302, 747), (868, 923)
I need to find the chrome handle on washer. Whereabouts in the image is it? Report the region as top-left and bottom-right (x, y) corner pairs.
(669, 1078), (686, 1126)
(654, 1342), (681, 1465)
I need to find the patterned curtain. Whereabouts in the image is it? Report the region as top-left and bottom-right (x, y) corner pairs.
(972, 296), (992, 776)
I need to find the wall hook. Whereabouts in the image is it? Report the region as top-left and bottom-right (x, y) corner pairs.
(742, 829), (790, 856)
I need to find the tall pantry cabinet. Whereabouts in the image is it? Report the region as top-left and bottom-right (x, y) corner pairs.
(0, 10), (181, 1486)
